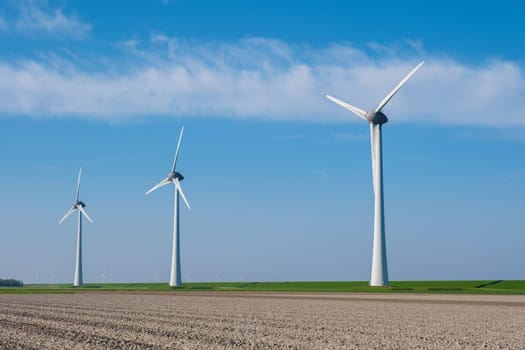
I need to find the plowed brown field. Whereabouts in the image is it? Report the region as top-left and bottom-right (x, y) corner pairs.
(0, 292), (523, 349)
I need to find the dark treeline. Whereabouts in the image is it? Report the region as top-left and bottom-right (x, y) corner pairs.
(0, 279), (24, 287)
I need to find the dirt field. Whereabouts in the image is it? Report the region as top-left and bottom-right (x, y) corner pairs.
(0, 292), (524, 349)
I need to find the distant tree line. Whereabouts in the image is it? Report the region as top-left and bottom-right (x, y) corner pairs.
(0, 279), (24, 287)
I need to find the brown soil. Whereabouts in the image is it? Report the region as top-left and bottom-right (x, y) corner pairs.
(0, 292), (523, 349)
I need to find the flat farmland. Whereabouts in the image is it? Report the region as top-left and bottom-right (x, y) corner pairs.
(0, 292), (524, 349)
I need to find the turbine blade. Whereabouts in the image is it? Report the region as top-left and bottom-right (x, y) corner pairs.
(375, 61), (424, 112)
(171, 126), (185, 172)
(326, 95), (368, 121)
(173, 178), (191, 210)
(145, 178), (171, 195)
(79, 206), (93, 223)
(75, 168), (82, 202)
(59, 208), (76, 225)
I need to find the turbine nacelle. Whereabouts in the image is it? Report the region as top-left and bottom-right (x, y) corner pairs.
(366, 111), (388, 125)
(75, 201), (86, 208)
(168, 171), (184, 182)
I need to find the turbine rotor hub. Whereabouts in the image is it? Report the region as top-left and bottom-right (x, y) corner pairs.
(76, 201), (86, 208)
(168, 171), (184, 181)
(366, 111), (388, 125)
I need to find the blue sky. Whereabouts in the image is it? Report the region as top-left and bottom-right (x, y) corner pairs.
(0, 0), (524, 283)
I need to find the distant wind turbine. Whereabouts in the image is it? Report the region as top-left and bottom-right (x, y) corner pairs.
(59, 168), (93, 287)
(146, 126), (191, 287)
(99, 265), (107, 282)
(326, 61), (424, 286)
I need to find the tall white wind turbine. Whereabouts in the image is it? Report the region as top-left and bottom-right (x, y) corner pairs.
(59, 168), (93, 287)
(326, 61), (424, 286)
(146, 126), (191, 287)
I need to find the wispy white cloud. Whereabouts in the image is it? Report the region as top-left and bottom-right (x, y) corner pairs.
(0, 37), (524, 126)
(14, 0), (91, 37)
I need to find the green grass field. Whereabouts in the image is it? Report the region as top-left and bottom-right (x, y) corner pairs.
(1, 280), (525, 294)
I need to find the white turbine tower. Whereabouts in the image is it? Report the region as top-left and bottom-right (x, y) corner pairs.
(146, 126), (191, 287)
(326, 61), (424, 286)
(59, 168), (93, 287)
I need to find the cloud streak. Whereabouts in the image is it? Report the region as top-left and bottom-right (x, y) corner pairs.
(0, 37), (524, 126)
(1, 0), (91, 37)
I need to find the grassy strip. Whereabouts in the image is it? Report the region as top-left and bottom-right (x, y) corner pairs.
(1, 280), (525, 295)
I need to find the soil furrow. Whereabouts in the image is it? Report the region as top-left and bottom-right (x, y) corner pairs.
(0, 293), (523, 349)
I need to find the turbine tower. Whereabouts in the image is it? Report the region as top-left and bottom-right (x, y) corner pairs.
(59, 168), (93, 287)
(146, 126), (191, 287)
(326, 61), (424, 286)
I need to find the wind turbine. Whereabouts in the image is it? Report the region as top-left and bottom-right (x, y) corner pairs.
(146, 126), (191, 287)
(99, 265), (107, 282)
(326, 61), (424, 286)
(59, 168), (93, 287)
